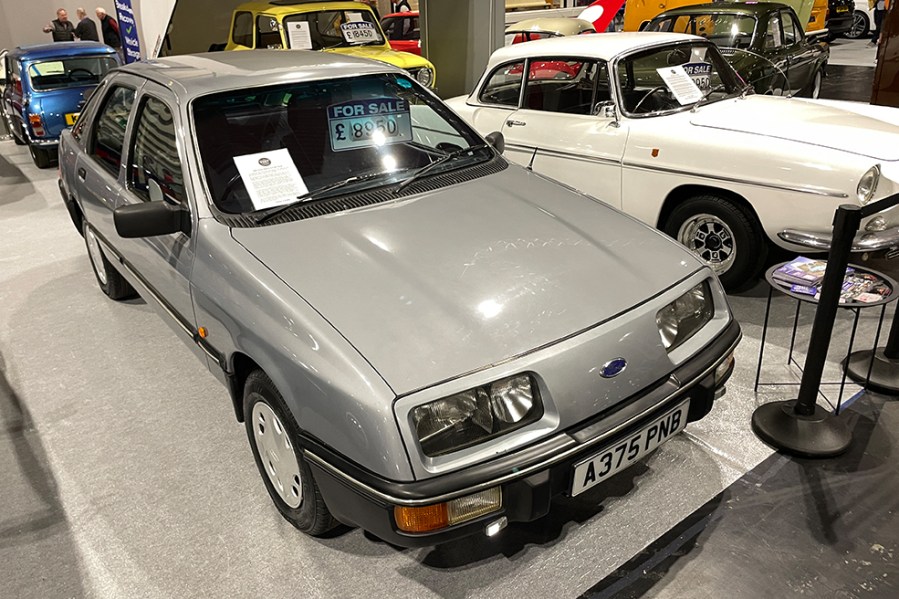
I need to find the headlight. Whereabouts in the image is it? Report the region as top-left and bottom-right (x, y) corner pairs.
(857, 165), (881, 205)
(411, 374), (542, 457)
(412, 67), (433, 87)
(656, 282), (714, 352)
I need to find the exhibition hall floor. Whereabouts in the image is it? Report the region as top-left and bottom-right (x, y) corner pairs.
(1, 55), (897, 597)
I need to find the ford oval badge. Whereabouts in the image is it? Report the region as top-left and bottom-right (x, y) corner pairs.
(600, 358), (627, 379)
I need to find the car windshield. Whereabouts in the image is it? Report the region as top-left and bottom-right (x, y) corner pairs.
(616, 41), (744, 116)
(646, 14), (757, 49)
(26, 56), (118, 91)
(282, 10), (387, 50)
(193, 73), (490, 215)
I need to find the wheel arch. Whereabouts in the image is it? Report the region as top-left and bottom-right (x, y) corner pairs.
(656, 184), (763, 232)
(226, 352), (262, 422)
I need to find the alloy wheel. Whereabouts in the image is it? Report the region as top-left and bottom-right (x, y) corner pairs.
(677, 213), (737, 274)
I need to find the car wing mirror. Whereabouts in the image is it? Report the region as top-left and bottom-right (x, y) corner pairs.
(115, 194), (190, 239)
(593, 100), (618, 120)
(486, 131), (504, 154)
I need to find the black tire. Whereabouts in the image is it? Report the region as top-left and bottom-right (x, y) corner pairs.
(663, 195), (767, 291)
(29, 143), (53, 168)
(243, 369), (337, 536)
(83, 221), (137, 300)
(846, 11), (870, 40)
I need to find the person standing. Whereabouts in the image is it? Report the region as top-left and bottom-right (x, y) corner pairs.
(73, 7), (99, 42)
(870, 0), (888, 47)
(42, 8), (76, 42)
(95, 7), (122, 58)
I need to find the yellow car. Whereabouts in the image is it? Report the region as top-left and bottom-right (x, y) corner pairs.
(225, 0), (436, 87)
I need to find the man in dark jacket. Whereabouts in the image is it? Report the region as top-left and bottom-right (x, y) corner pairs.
(73, 7), (100, 42)
(95, 7), (122, 57)
(42, 8), (76, 42)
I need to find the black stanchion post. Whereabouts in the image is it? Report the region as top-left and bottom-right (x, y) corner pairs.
(844, 304), (899, 393)
(751, 205), (858, 457)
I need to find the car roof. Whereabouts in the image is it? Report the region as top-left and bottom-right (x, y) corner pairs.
(12, 41), (118, 61)
(655, 1), (783, 18)
(233, 0), (375, 15)
(505, 17), (596, 36)
(486, 32), (704, 66)
(117, 50), (397, 99)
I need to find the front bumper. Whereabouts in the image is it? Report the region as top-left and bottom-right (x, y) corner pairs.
(778, 227), (899, 253)
(304, 319), (741, 547)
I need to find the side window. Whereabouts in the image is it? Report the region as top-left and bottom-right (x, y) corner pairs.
(90, 86), (136, 174)
(764, 16), (782, 49)
(523, 58), (599, 115)
(781, 12), (798, 45)
(257, 16), (283, 49)
(478, 61), (524, 107)
(129, 96), (185, 204)
(72, 81), (106, 142)
(232, 11), (253, 47)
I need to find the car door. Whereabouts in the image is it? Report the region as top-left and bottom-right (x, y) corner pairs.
(464, 59), (528, 162)
(113, 82), (200, 351)
(761, 13), (789, 94)
(75, 78), (140, 246)
(501, 58), (628, 209)
(780, 9), (815, 92)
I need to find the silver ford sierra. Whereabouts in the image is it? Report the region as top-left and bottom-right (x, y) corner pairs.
(58, 50), (740, 546)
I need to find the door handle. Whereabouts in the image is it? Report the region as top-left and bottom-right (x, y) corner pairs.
(77, 167), (86, 180)
(506, 119), (526, 127)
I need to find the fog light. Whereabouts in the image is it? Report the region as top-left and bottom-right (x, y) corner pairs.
(715, 353), (735, 385)
(394, 487), (502, 533)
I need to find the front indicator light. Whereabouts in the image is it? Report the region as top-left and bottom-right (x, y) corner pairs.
(857, 165), (881, 205)
(394, 487), (502, 533)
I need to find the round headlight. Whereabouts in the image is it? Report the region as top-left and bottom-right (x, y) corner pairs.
(857, 165), (881, 205)
(414, 67), (433, 87)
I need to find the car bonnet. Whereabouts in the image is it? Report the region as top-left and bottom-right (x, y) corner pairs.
(230, 167), (703, 395)
(689, 95), (899, 161)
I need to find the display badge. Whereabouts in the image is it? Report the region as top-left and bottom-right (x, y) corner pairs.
(683, 62), (712, 91)
(327, 97), (413, 152)
(340, 21), (380, 45)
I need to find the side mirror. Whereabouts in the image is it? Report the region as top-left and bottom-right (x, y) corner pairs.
(115, 194), (190, 238)
(593, 100), (617, 120)
(486, 131), (504, 154)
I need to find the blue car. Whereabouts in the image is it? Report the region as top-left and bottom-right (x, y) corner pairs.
(2, 42), (119, 168)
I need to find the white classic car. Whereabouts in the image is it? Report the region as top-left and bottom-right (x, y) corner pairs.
(447, 33), (899, 288)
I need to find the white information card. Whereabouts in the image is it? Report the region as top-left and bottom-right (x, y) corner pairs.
(656, 66), (703, 105)
(233, 149), (308, 211)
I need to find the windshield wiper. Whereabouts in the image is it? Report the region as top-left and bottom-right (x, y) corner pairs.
(253, 170), (400, 224)
(393, 144), (490, 195)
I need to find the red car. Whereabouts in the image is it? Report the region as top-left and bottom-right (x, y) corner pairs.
(381, 11), (421, 56)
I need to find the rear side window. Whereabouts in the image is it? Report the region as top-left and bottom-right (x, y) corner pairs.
(130, 96), (185, 204)
(232, 11), (253, 47)
(478, 61), (524, 107)
(91, 86), (136, 174)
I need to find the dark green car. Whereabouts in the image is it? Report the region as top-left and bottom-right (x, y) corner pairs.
(646, 2), (828, 98)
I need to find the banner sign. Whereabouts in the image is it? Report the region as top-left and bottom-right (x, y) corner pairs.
(115, 0), (142, 64)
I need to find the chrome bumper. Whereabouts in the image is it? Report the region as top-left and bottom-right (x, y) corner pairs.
(778, 227), (899, 253)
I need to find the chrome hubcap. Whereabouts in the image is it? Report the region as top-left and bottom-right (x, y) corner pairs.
(86, 228), (107, 285)
(251, 402), (302, 508)
(677, 213), (737, 274)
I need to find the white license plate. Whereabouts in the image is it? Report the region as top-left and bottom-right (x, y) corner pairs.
(571, 401), (689, 496)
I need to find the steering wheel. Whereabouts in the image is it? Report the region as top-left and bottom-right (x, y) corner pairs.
(632, 86), (669, 113)
(68, 67), (95, 80)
